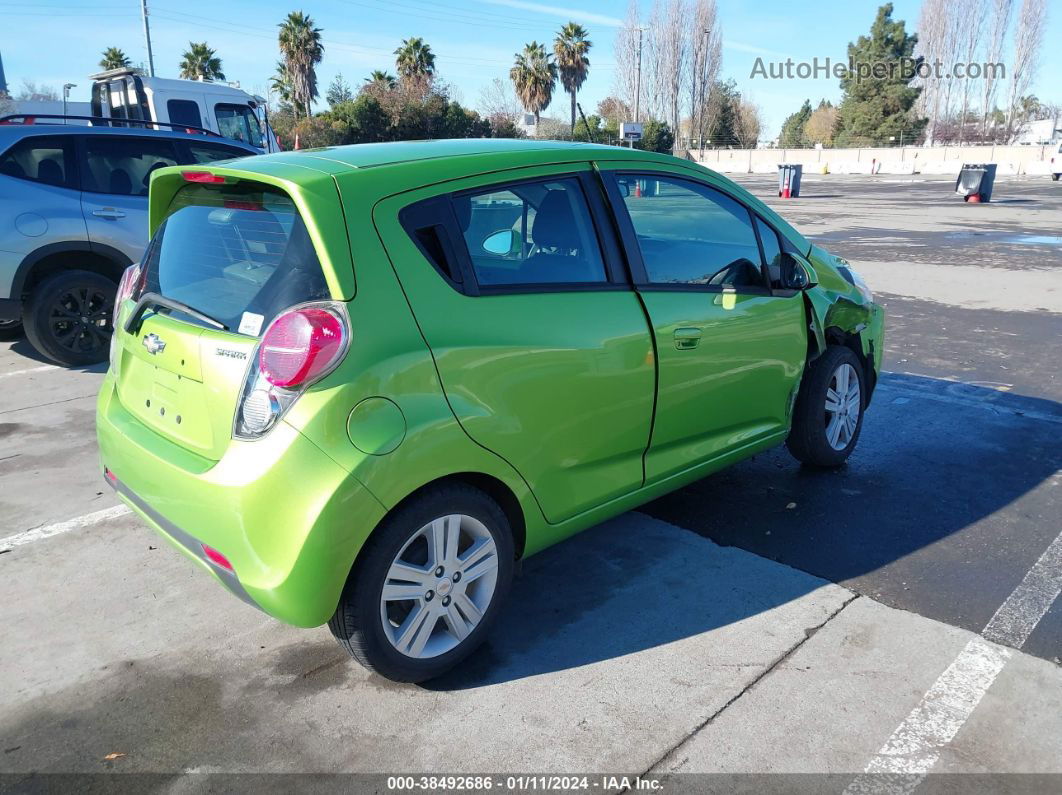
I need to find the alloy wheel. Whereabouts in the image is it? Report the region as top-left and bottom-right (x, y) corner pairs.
(380, 514), (500, 659)
(48, 286), (112, 356)
(824, 362), (860, 451)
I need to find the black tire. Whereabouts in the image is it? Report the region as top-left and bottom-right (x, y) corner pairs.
(329, 483), (515, 683)
(0, 318), (23, 341)
(786, 345), (866, 468)
(23, 270), (117, 366)
(1052, 173), (1061, 182)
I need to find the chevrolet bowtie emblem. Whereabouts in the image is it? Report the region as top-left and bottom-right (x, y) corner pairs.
(142, 333), (166, 355)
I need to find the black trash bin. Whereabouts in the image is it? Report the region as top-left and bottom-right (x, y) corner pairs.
(955, 163), (997, 203)
(778, 163), (802, 198)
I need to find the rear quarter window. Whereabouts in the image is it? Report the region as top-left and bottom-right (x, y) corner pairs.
(141, 182), (330, 334)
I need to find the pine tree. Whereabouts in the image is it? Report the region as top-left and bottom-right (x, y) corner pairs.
(833, 3), (926, 146)
(778, 99), (812, 147)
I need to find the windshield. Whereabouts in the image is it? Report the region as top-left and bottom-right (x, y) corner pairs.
(214, 104), (264, 148)
(140, 182), (330, 334)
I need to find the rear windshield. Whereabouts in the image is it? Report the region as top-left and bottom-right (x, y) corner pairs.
(142, 182), (330, 335)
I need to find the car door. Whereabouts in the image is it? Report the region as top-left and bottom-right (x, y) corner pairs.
(372, 165), (656, 524)
(0, 134), (86, 275)
(600, 165), (807, 483)
(79, 135), (179, 263)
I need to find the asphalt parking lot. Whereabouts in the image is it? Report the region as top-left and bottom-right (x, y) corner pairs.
(2, 173), (1060, 790)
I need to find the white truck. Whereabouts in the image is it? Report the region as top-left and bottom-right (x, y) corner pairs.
(87, 68), (278, 153)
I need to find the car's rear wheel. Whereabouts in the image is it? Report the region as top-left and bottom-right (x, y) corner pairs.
(329, 483), (515, 683)
(23, 270), (116, 366)
(0, 318), (23, 341)
(1052, 173), (1061, 182)
(786, 345), (866, 467)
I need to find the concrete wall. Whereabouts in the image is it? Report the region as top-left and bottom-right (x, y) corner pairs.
(689, 144), (1061, 176)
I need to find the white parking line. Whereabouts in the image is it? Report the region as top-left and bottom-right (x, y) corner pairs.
(0, 365), (57, 379)
(845, 526), (1062, 794)
(982, 531), (1062, 647)
(0, 504), (132, 552)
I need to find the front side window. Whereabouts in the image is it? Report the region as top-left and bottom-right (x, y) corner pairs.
(755, 216), (784, 288)
(142, 182), (330, 332)
(81, 137), (178, 196)
(453, 177), (607, 287)
(615, 174), (766, 290)
(215, 104), (264, 148)
(0, 136), (74, 187)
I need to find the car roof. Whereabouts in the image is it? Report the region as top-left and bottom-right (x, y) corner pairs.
(0, 123), (258, 151)
(245, 138), (675, 172)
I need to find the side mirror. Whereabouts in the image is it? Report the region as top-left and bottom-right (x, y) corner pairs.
(779, 252), (817, 290)
(482, 228), (521, 256)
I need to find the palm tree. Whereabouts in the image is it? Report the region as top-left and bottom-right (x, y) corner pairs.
(99, 47), (131, 71)
(365, 69), (397, 89)
(271, 61), (299, 114)
(394, 37), (435, 82)
(510, 41), (556, 126)
(553, 23), (591, 135)
(278, 11), (324, 119)
(178, 42), (224, 82)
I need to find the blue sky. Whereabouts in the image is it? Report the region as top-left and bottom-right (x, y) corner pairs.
(3, 0), (1059, 138)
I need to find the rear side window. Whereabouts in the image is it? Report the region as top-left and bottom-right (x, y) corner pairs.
(0, 136), (75, 188)
(185, 141), (250, 164)
(82, 137), (179, 196)
(452, 177), (607, 287)
(141, 182), (330, 334)
(167, 99), (203, 129)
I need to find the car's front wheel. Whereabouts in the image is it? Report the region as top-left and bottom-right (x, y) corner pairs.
(329, 483), (515, 683)
(786, 345), (866, 467)
(23, 270), (116, 366)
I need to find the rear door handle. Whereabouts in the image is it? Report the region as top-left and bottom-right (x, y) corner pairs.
(673, 327), (702, 350)
(92, 208), (126, 219)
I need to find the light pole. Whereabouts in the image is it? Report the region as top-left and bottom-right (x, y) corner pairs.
(62, 83), (76, 122)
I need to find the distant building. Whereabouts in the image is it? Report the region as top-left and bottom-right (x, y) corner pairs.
(1011, 117), (1061, 145)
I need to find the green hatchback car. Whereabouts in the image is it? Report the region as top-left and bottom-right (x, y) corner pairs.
(97, 139), (884, 682)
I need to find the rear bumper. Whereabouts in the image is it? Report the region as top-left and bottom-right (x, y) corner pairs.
(96, 375), (388, 627)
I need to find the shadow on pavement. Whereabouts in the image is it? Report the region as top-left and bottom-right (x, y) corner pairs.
(429, 373), (1062, 689)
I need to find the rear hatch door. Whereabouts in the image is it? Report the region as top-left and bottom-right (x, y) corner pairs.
(113, 177), (333, 461)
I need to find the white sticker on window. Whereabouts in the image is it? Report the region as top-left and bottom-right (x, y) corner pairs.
(238, 311), (264, 337)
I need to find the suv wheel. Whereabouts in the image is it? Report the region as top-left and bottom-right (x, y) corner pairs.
(23, 270), (117, 366)
(0, 318), (22, 341)
(786, 345), (866, 467)
(329, 483), (515, 683)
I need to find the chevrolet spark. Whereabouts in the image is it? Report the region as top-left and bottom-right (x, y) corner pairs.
(97, 140), (884, 682)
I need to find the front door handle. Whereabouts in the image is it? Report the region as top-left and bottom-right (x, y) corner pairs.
(673, 327), (702, 350)
(92, 208), (126, 219)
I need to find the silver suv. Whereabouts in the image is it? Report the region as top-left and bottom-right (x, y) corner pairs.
(0, 123), (256, 365)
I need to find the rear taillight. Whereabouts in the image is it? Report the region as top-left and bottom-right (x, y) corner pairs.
(234, 302), (349, 440)
(112, 263), (141, 328)
(259, 308), (345, 388)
